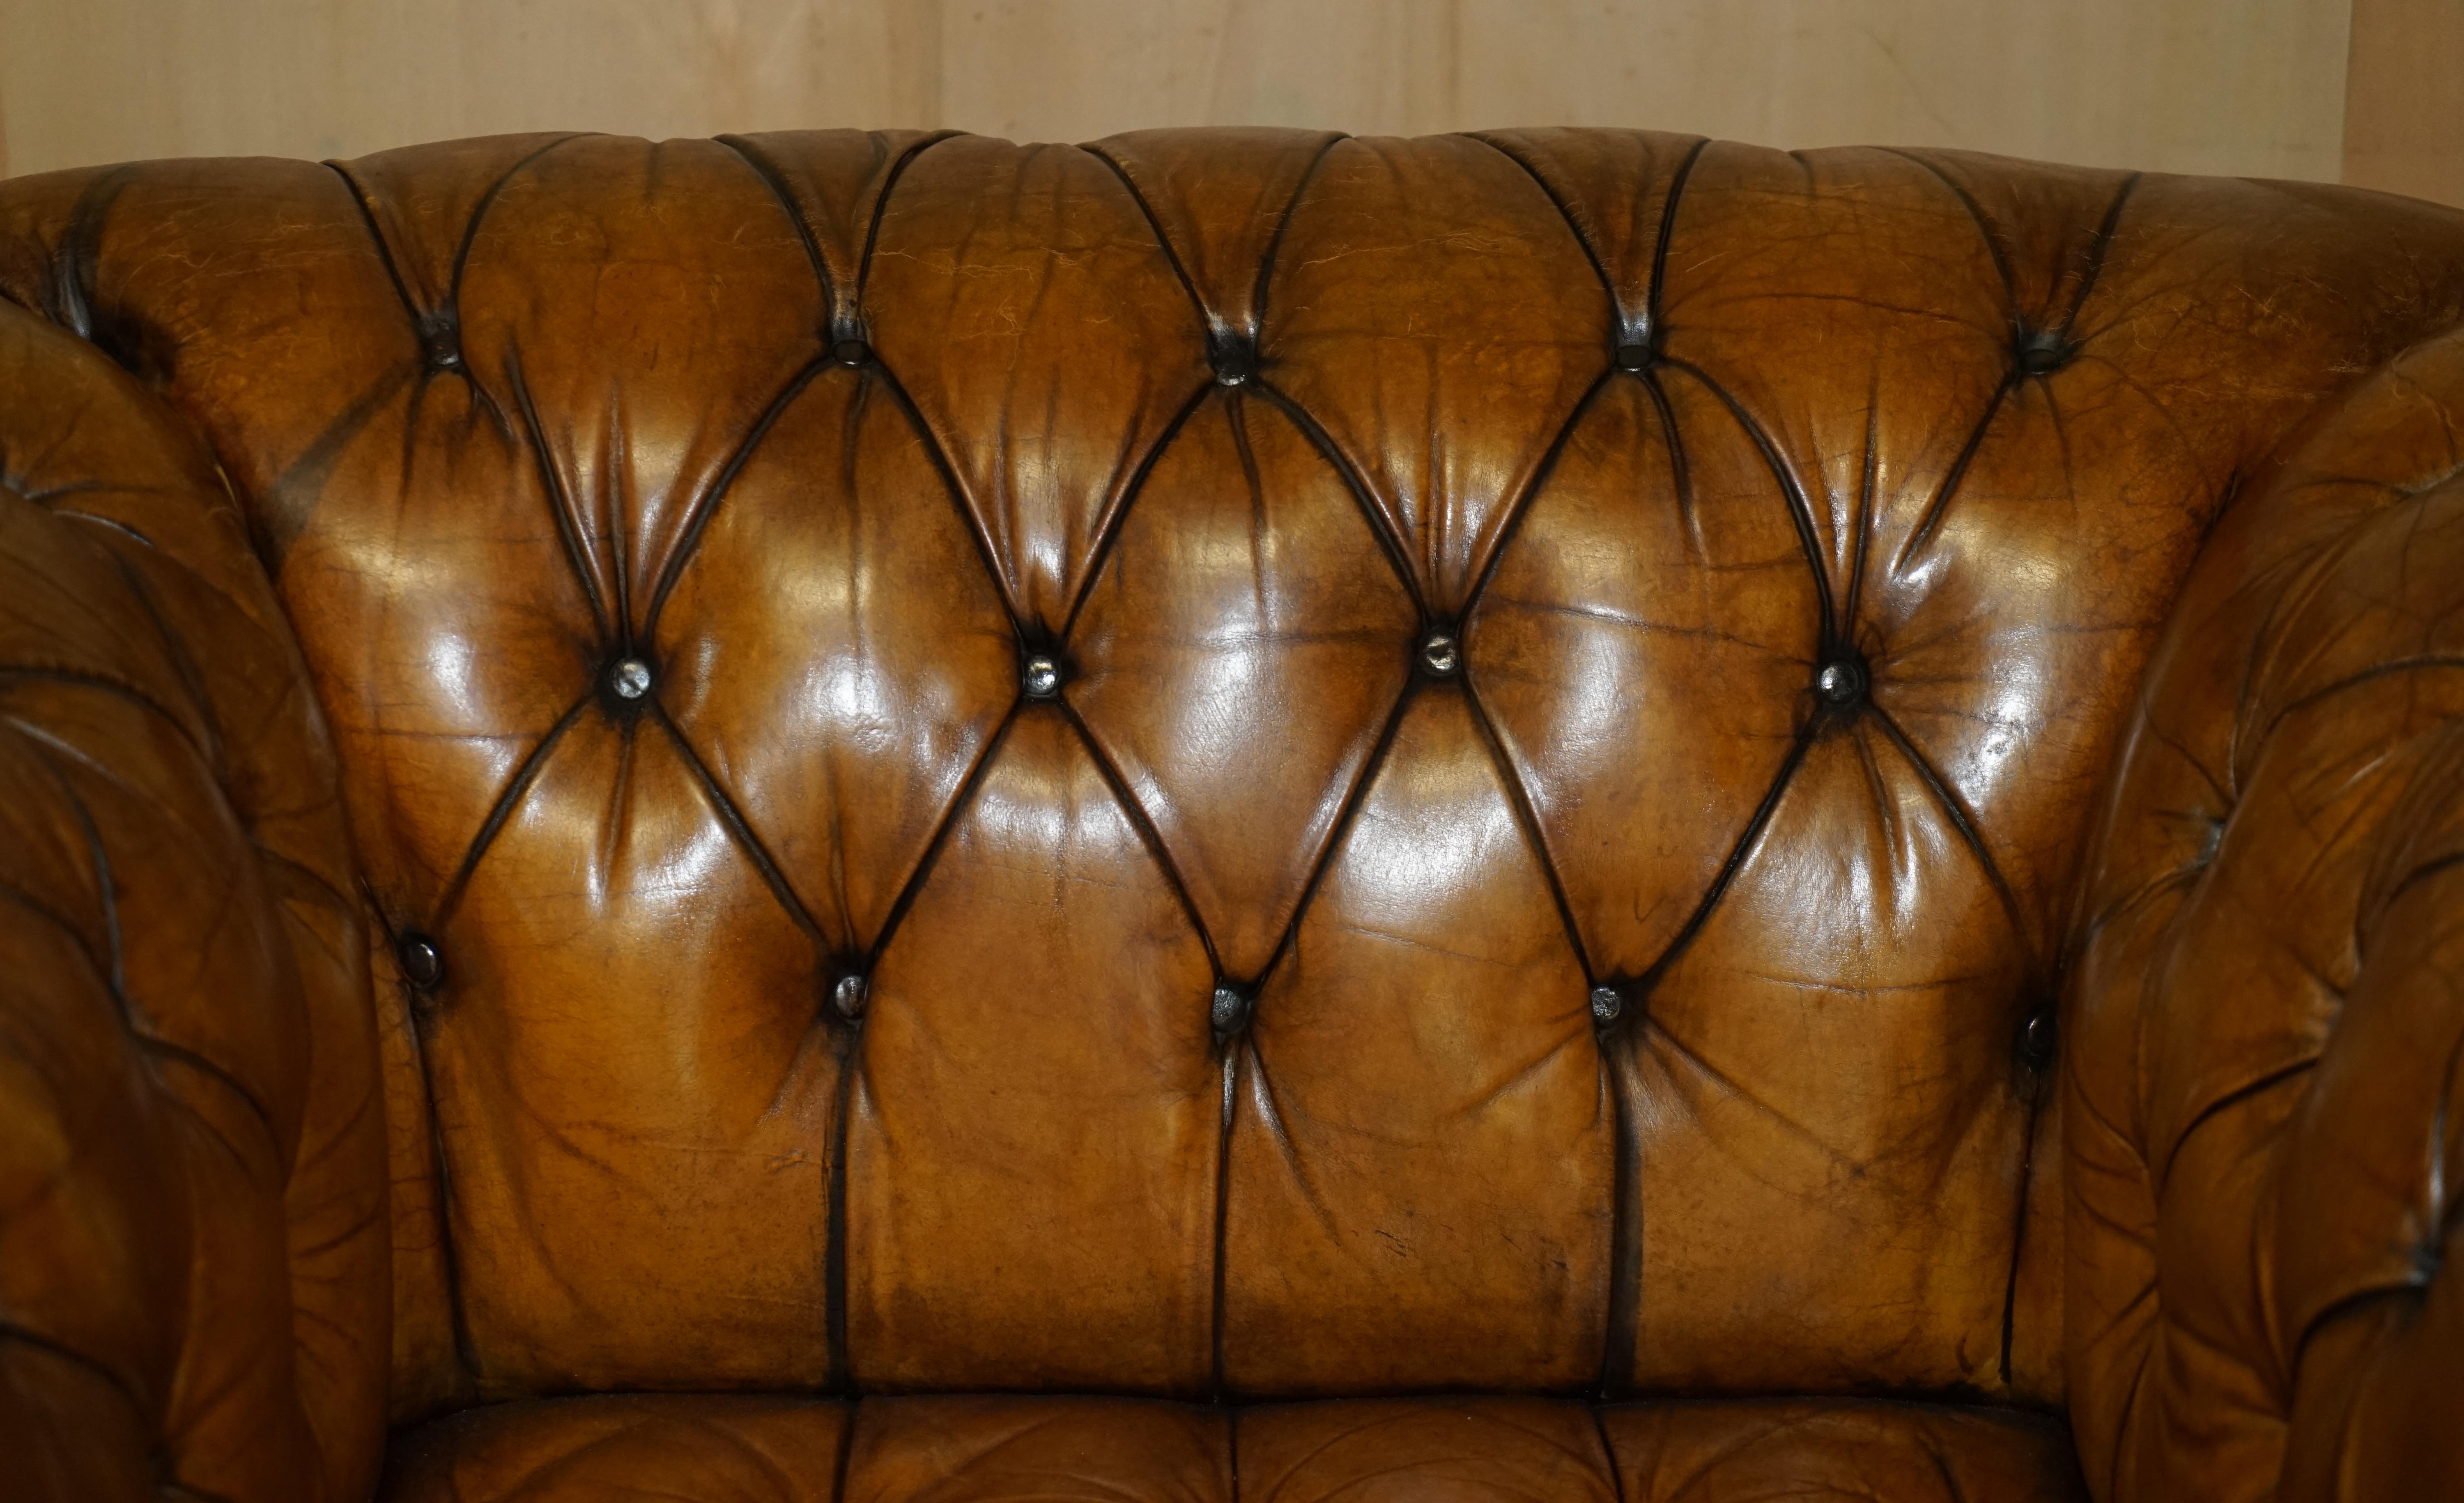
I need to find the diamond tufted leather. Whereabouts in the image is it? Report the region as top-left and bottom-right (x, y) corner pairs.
(2, 127), (2462, 1501)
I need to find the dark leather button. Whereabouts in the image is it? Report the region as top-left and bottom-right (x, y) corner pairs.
(1211, 983), (1250, 1033)
(1613, 342), (1653, 373)
(1022, 654), (1062, 698)
(832, 973), (868, 1020)
(418, 314), (462, 372)
(608, 657), (653, 700)
(1417, 631), (1461, 678)
(1210, 340), (1256, 387)
(2015, 329), (2070, 376)
(1589, 984), (1625, 1025)
(398, 933), (445, 990)
(1816, 657), (1866, 705)
(832, 338), (871, 367)
(2020, 1008), (2058, 1068)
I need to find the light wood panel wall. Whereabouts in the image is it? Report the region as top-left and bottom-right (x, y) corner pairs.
(0, 0), (2368, 191)
(2344, 0), (2464, 207)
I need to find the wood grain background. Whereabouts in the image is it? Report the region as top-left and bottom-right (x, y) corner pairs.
(0, 0), (2451, 204)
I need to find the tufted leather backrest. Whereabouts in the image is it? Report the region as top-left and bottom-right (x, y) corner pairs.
(3, 128), (2462, 1418)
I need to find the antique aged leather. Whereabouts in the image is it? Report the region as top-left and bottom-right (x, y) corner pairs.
(0, 126), (2459, 1501)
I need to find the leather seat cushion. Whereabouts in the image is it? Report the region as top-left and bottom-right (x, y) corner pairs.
(382, 1392), (2084, 1501)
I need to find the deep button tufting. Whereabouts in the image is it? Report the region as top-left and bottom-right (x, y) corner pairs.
(607, 656), (654, 701)
(1815, 656), (1867, 707)
(399, 933), (446, 991)
(2014, 328), (2071, 376)
(832, 973), (868, 1022)
(1021, 653), (1062, 699)
(1590, 984), (1626, 1026)
(1211, 983), (1250, 1034)
(417, 313), (463, 372)
(1210, 338), (1257, 387)
(15, 128), (2464, 1498)
(2019, 1008), (2057, 1069)
(1417, 631), (1462, 678)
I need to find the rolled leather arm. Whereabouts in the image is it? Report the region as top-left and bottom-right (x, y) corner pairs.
(2067, 322), (2464, 1501)
(0, 301), (387, 1501)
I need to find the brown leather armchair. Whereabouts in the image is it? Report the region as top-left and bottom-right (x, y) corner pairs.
(0, 127), (2459, 1502)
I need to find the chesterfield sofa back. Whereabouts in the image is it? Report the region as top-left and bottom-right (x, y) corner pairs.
(2, 127), (2462, 1502)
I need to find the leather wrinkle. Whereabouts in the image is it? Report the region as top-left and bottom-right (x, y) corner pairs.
(1998, 1043), (2053, 1388)
(637, 353), (834, 641)
(2260, 654), (2464, 748)
(1250, 380), (1427, 619)
(1895, 372), (2014, 575)
(0, 664), (205, 766)
(1457, 671), (1596, 984)
(1591, 1404), (1630, 1503)
(1051, 695), (1222, 978)
(5, 710), (294, 1269)
(502, 347), (614, 644)
(817, 693), (1032, 1388)
(853, 133), (954, 318)
(363, 886), (485, 1385)
(1057, 379), (1217, 641)
(863, 358), (1030, 643)
(714, 134), (843, 323)
(1086, 147), (1212, 343)
(1246, 134), (1345, 339)
(1, 728), (285, 1150)
(1244, 675), (1422, 997)
(1637, 373), (1701, 558)
(326, 161), (426, 336)
(1865, 704), (2034, 976)
(51, 164), (133, 345)
(2154, 1056), (2322, 1195)
(644, 701), (829, 951)
(1657, 356), (1840, 642)
(2060, 174), (2142, 338)
(1211, 1047), (1238, 1399)
(1633, 722), (1818, 1001)
(1884, 151), (2023, 314)
(1473, 134), (1623, 329)
(0, 1319), (153, 1429)
(260, 362), (419, 573)
(427, 691), (591, 933)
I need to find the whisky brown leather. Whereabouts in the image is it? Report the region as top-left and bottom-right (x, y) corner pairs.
(1, 127), (2461, 1500)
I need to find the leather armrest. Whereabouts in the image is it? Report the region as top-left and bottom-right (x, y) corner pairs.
(0, 301), (387, 1501)
(2067, 323), (2464, 1500)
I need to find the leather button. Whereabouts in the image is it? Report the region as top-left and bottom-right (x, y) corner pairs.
(1022, 654), (1062, 699)
(832, 973), (868, 1020)
(1815, 657), (1866, 705)
(832, 338), (871, 368)
(1210, 339), (1257, 387)
(1613, 342), (1653, 373)
(1589, 984), (1625, 1025)
(2020, 1008), (2057, 1068)
(1211, 983), (1250, 1033)
(2015, 329), (2070, 376)
(608, 657), (653, 700)
(1417, 631), (1461, 678)
(398, 933), (445, 990)
(418, 314), (462, 372)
